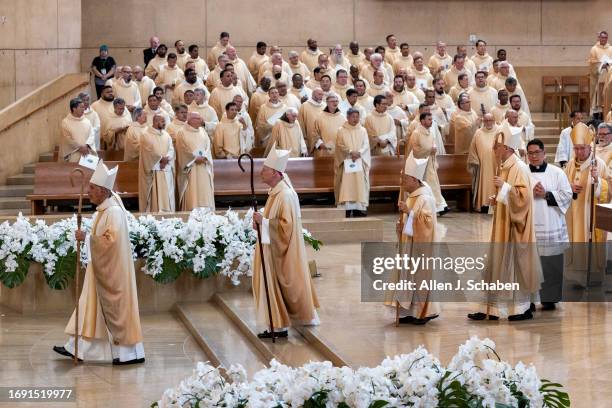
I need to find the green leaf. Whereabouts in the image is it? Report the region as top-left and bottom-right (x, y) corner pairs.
(151, 257), (186, 284)
(0, 254), (30, 288)
(45, 251), (77, 290)
(368, 401), (389, 408)
(191, 254), (222, 280)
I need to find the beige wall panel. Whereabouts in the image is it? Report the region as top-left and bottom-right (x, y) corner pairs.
(58, 0), (82, 49)
(206, 0), (354, 47)
(355, 1), (437, 45)
(515, 66), (588, 112)
(15, 0), (58, 49)
(58, 49), (81, 75)
(0, 0), (17, 49)
(542, 0), (611, 45)
(0, 87), (14, 108)
(0, 50), (15, 89)
(14, 50), (59, 99)
(82, 0), (206, 48)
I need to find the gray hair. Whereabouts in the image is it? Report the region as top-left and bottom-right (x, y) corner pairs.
(371, 53), (383, 62)
(346, 108), (361, 117)
(77, 92), (90, 100)
(132, 107), (145, 121)
(113, 98), (126, 106)
(598, 122), (612, 133)
(288, 50), (299, 58)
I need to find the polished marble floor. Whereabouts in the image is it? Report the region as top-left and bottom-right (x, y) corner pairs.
(0, 211), (610, 407)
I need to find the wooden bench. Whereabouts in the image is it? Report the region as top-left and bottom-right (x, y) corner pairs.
(28, 155), (471, 214)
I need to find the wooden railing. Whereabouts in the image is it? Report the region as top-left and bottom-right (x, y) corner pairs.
(0, 73), (90, 184)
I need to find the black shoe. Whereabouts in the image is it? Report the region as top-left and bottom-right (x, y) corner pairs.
(541, 302), (557, 311)
(398, 315), (415, 324)
(508, 309), (533, 321)
(530, 303), (536, 312)
(53, 346), (82, 361)
(112, 357), (145, 366)
(353, 210), (367, 218)
(411, 314), (440, 325)
(480, 206), (489, 213)
(345, 210), (352, 218)
(467, 312), (499, 321)
(437, 207), (450, 217)
(257, 330), (288, 339)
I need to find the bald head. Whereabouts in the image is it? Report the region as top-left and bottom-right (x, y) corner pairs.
(187, 112), (202, 127)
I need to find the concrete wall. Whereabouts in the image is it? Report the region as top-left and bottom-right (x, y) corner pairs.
(0, 74), (90, 184)
(0, 0), (82, 109)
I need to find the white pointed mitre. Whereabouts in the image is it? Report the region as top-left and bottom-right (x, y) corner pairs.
(90, 160), (118, 190)
(403, 152), (428, 181)
(263, 143), (290, 173)
(497, 121), (523, 151)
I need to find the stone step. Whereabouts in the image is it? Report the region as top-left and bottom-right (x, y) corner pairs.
(38, 152), (54, 162)
(534, 127), (559, 136)
(6, 173), (34, 186)
(301, 207), (345, 220)
(0, 185), (33, 197)
(213, 292), (342, 367)
(0, 197), (30, 210)
(533, 119), (558, 128)
(22, 163), (36, 174)
(301, 217), (384, 244)
(174, 302), (268, 376)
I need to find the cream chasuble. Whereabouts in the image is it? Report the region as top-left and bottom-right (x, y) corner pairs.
(384, 186), (440, 318)
(312, 110), (346, 157)
(469, 86), (499, 116)
(124, 122), (147, 162)
(144, 106), (170, 128)
(300, 49), (323, 72)
(491, 103), (510, 124)
(449, 109), (479, 154)
(145, 55), (167, 79)
(176, 52), (190, 71)
(136, 76), (156, 107)
(449, 85), (472, 103)
(365, 111), (397, 156)
(173, 80), (205, 105)
(587, 42), (612, 113)
(266, 120), (306, 158)
(84, 108), (101, 150)
(255, 101), (286, 147)
(213, 116), (245, 159)
(366, 83), (390, 98)
(347, 52), (365, 68)
(59, 114), (97, 162)
(112, 79), (142, 108)
(138, 127), (175, 213)
(280, 93), (302, 111)
(467, 126), (498, 209)
(209, 84), (242, 119)
(64, 195), (143, 361)
(248, 52), (269, 80)
(165, 118), (186, 143)
(334, 122), (371, 209)
(406, 86), (425, 103)
(188, 57), (211, 82)
(289, 61), (311, 82)
(207, 42), (229, 69)
(392, 55), (414, 75)
(442, 67), (473, 92)
(102, 110), (132, 151)
(298, 99), (325, 152)
(410, 68), (434, 90)
(248, 89), (270, 123)
(176, 125), (215, 211)
(409, 124), (448, 211)
(91, 99), (114, 140)
(188, 102), (219, 139)
(470, 53), (494, 73)
(482, 154), (542, 316)
(428, 53), (452, 75)
(253, 180), (320, 329)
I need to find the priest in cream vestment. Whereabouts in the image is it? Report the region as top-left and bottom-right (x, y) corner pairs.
(449, 94), (481, 154)
(467, 114), (499, 212)
(265, 108), (307, 157)
(252, 148), (320, 338)
(384, 153), (441, 325)
(468, 71), (498, 116)
(111, 67), (142, 112)
(138, 115), (175, 212)
(564, 123), (609, 285)
(176, 113), (215, 211)
(408, 112), (448, 213)
(587, 32), (612, 115)
(213, 101), (250, 159)
(365, 95), (397, 156)
(334, 109), (371, 215)
(124, 108), (148, 162)
(468, 122), (542, 321)
(54, 161), (144, 364)
(103, 99), (132, 151)
(255, 87), (287, 147)
(209, 69), (242, 119)
(59, 98), (97, 163)
(311, 95), (346, 157)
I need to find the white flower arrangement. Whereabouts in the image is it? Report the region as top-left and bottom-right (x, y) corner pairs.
(153, 336), (570, 408)
(0, 210), (319, 289)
